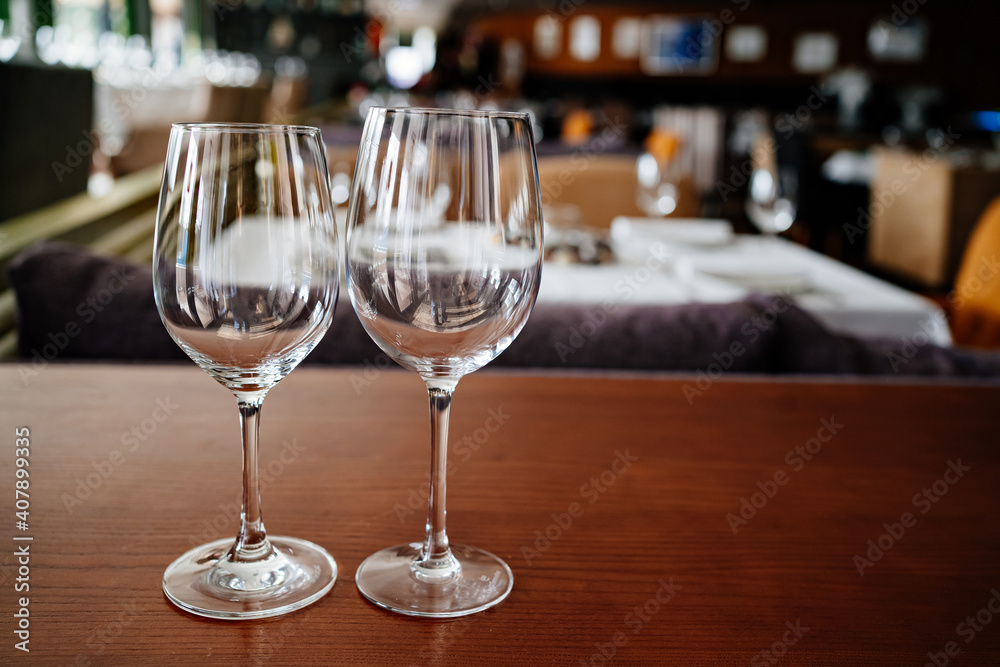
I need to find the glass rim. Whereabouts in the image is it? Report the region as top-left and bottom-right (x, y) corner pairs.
(369, 106), (531, 121)
(170, 122), (322, 135)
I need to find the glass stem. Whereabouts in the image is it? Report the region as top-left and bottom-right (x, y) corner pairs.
(415, 383), (460, 579)
(230, 398), (272, 562)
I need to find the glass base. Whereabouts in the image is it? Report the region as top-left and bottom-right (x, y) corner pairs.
(163, 536), (336, 620)
(355, 543), (513, 618)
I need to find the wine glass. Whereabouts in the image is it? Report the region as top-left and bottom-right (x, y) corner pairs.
(745, 130), (798, 235)
(153, 123), (340, 619)
(346, 107), (543, 617)
(636, 129), (682, 217)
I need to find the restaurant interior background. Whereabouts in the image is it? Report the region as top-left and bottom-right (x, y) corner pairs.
(4, 3), (1000, 660)
(2, 0), (1000, 369)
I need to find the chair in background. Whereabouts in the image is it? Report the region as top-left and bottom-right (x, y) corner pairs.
(535, 154), (700, 229)
(201, 82), (271, 124)
(951, 196), (1000, 348)
(264, 56), (310, 124)
(109, 83), (271, 177)
(266, 75), (309, 123)
(108, 127), (174, 177)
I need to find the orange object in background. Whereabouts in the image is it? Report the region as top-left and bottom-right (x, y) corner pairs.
(561, 109), (594, 146)
(951, 196), (1000, 348)
(644, 128), (680, 162)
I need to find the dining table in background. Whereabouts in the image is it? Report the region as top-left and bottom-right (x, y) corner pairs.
(1, 363), (997, 664)
(541, 222), (953, 347)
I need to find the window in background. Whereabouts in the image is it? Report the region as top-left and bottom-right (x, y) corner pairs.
(867, 18), (928, 63)
(612, 17), (640, 59)
(725, 24), (767, 63)
(499, 37), (525, 89)
(412, 25), (436, 72)
(149, 0), (181, 66)
(792, 32), (839, 74)
(44, 0), (104, 66)
(569, 15), (599, 62)
(641, 17), (717, 75)
(533, 14), (561, 60)
(34, 0), (135, 66)
(385, 26), (435, 90)
(0, 0), (20, 61)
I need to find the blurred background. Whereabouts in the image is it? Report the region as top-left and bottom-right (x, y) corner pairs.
(2, 0), (1000, 360)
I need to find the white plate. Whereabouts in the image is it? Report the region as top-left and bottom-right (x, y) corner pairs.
(676, 255), (812, 293)
(611, 217), (735, 247)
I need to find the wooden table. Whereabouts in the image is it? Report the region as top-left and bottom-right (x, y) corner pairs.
(1, 364), (998, 664)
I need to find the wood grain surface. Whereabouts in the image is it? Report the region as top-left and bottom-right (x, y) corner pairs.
(1, 364), (998, 665)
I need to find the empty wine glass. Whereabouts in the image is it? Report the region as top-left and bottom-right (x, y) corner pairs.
(745, 130), (798, 234)
(153, 123), (340, 619)
(636, 129), (683, 217)
(346, 107), (543, 617)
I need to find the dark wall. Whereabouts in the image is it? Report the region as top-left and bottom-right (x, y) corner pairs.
(0, 62), (93, 221)
(211, 4), (371, 104)
(469, 0), (1000, 112)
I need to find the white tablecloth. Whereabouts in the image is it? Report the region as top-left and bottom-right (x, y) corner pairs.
(538, 235), (952, 347)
